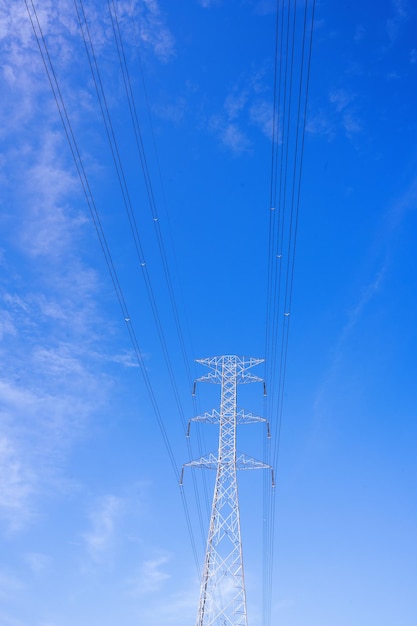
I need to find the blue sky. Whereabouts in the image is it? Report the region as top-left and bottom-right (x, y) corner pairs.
(1, 1), (416, 625)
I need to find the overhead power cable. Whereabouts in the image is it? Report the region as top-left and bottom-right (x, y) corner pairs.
(263, 1), (316, 625)
(24, 0), (201, 576)
(106, 0), (211, 531)
(72, 0), (208, 551)
(73, 0), (185, 431)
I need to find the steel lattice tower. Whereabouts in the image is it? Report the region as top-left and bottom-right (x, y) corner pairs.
(183, 355), (272, 626)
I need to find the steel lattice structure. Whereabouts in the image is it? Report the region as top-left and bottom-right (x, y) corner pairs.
(183, 355), (272, 626)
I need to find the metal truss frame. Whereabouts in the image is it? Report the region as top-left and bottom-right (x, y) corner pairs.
(183, 355), (272, 626)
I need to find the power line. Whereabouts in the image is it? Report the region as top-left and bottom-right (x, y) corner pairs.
(263, 1), (316, 624)
(75, 0), (208, 552)
(106, 0), (211, 539)
(24, 0), (201, 576)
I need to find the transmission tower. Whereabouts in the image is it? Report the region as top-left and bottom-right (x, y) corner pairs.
(183, 355), (273, 626)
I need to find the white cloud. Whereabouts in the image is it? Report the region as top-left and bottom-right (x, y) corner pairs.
(0, 248), (122, 533)
(342, 265), (387, 340)
(24, 551), (51, 575)
(20, 165), (80, 259)
(134, 0), (175, 62)
(127, 554), (172, 595)
(313, 173), (417, 416)
(0, 1), (175, 144)
(0, 569), (24, 599)
(0, 436), (36, 530)
(307, 89), (362, 140)
(306, 111), (335, 139)
(329, 88), (356, 113)
(1, 0), (175, 67)
(329, 90), (362, 136)
(0, 312), (16, 341)
(0, 369), (106, 531)
(386, 0), (409, 43)
(221, 123), (252, 153)
(342, 112), (362, 137)
(83, 495), (122, 562)
(208, 68), (273, 152)
(0, 3), (151, 537)
(33, 346), (86, 377)
(208, 116), (252, 153)
(152, 97), (187, 124)
(137, 585), (199, 624)
(224, 91), (249, 120)
(199, 0), (222, 8)
(250, 100), (273, 138)
(386, 174), (417, 227)
(91, 349), (139, 368)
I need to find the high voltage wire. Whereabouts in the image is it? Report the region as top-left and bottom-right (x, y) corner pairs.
(24, 0), (201, 576)
(106, 0), (211, 535)
(263, 1), (316, 625)
(24, 0), (315, 621)
(73, 0), (208, 550)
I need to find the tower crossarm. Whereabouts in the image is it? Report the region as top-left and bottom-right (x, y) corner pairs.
(183, 453), (218, 470)
(183, 452), (272, 473)
(239, 372), (264, 384)
(235, 452), (272, 471)
(195, 355), (264, 386)
(190, 409), (221, 424)
(236, 410), (267, 425)
(187, 409), (270, 436)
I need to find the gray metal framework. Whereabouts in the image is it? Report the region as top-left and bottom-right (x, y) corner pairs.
(183, 355), (273, 626)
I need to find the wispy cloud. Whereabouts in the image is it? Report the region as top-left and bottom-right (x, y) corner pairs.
(307, 89), (362, 140)
(0, 358), (108, 532)
(385, 174), (417, 228)
(0, 3), (140, 534)
(210, 117), (252, 153)
(82, 495), (122, 563)
(0, 569), (24, 600)
(134, 0), (175, 62)
(208, 71), (273, 153)
(250, 99), (274, 137)
(342, 111), (362, 136)
(0, 2), (174, 138)
(152, 96), (188, 124)
(340, 264), (388, 343)
(0, 436), (36, 530)
(91, 349), (140, 368)
(329, 88), (356, 113)
(135, 585), (199, 624)
(305, 110), (331, 139)
(199, 0), (222, 8)
(127, 554), (172, 595)
(313, 174), (417, 415)
(24, 552), (51, 576)
(329, 88), (362, 137)
(224, 91), (249, 120)
(312, 258), (388, 420)
(386, 0), (409, 43)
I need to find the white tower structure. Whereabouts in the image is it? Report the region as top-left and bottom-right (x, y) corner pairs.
(183, 355), (273, 626)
